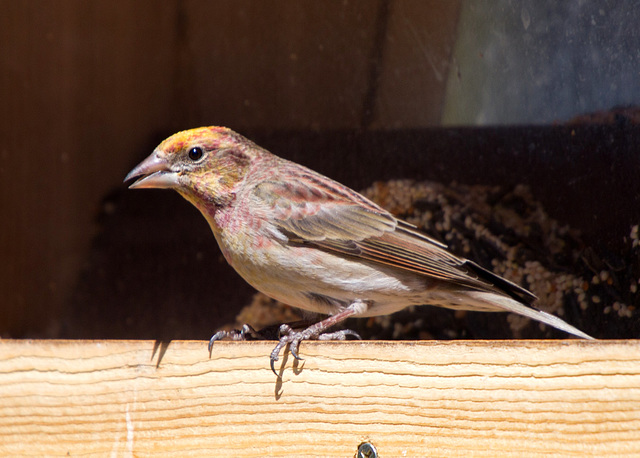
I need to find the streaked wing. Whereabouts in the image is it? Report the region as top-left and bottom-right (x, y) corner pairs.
(314, 221), (536, 304)
(253, 166), (535, 304)
(253, 169), (397, 241)
(316, 222), (473, 282)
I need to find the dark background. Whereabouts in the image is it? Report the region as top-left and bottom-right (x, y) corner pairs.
(1, 1), (638, 339)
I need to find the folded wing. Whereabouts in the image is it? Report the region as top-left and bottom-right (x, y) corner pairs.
(252, 170), (536, 305)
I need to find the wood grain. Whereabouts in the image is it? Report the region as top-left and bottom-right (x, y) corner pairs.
(1, 339), (639, 456)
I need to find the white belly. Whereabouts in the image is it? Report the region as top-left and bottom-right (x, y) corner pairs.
(217, 230), (427, 317)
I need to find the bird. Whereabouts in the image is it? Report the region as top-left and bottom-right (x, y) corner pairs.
(125, 126), (594, 372)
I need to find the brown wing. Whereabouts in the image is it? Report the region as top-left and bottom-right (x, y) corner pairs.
(313, 221), (536, 305)
(253, 166), (536, 304)
(252, 170), (398, 241)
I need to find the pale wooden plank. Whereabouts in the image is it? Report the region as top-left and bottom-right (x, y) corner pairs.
(0, 339), (638, 457)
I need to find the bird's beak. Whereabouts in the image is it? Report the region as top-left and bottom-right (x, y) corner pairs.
(124, 152), (179, 189)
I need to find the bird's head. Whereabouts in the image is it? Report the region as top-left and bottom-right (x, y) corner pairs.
(125, 126), (258, 210)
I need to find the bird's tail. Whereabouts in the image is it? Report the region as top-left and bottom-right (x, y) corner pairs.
(467, 291), (594, 340)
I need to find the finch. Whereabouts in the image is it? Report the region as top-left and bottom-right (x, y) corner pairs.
(125, 127), (593, 371)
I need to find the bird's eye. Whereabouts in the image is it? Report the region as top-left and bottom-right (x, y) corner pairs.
(188, 147), (204, 161)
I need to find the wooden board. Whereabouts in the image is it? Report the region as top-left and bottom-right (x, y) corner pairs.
(1, 339), (639, 456)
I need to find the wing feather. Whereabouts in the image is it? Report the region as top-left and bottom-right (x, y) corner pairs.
(252, 166), (535, 304)
(253, 174), (396, 241)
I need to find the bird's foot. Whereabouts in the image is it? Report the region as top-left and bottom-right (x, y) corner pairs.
(208, 324), (268, 354)
(269, 323), (361, 376)
(268, 301), (368, 376)
(210, 301), (368, 376)
(208, 321), (316, 354)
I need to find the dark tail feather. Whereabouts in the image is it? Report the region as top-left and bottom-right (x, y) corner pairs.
(465, 260), (537, 305)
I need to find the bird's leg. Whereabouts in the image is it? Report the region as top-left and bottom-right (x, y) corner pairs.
(270, 300), (368, 375)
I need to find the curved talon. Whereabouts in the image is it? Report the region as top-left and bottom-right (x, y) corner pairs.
(270, 341), (285, 376)
(289, 339), (303, 361)
(208, 330), (229, 353)
(343, 329), (362, 340)
(208, 325), (263, 356)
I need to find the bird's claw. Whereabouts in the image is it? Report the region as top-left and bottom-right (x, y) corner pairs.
(208, 322), (360, 376)
(269, 325), (361, 376)
(208, 324), (259, 354)
(317, 329), (362, 341)
(268, 325), (299, 377)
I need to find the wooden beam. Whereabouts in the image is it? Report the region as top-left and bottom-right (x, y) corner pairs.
(1, 339), (639, 456)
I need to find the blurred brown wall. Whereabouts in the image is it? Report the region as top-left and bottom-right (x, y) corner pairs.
(0, 1), (460, 336)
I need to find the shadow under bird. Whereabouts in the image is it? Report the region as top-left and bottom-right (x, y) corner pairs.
(125, 127), (594, 373)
